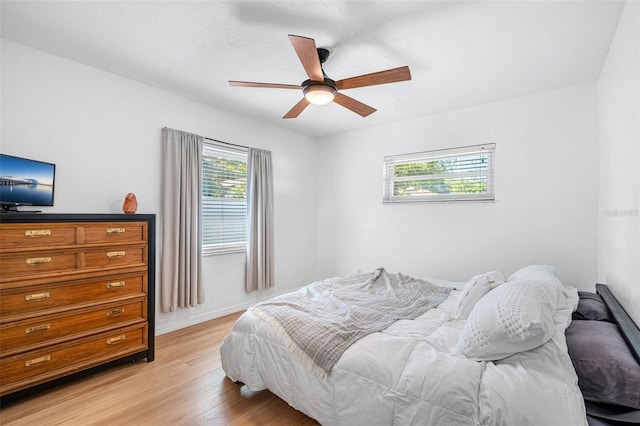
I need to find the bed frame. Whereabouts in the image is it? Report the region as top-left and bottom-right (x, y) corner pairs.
(596, 283), (640, 363)
(586, 283), (640, 426)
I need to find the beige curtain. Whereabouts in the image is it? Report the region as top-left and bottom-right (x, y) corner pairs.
(160, 127), (204, 312)
(246, 148), (274, 292)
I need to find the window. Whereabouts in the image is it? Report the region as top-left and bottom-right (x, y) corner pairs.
(383, 144), (495, 203)
(202, 142), (248, 255)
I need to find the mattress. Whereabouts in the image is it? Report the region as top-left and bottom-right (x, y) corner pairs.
(221, 273), (587, 425)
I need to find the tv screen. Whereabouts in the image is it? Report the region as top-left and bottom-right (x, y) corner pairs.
(0, 154), (56, 211)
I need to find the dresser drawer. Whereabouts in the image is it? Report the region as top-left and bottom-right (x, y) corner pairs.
(0, 274), (145, 318)
(0, 251), (78, 277)
(0, 299), (146, 355)
(84, 245), (145, 269)
(0, 224), (77, 250)
(0, 245), (146, 280)
(0, 325), (147, 395)
(83, 222), (146, 245)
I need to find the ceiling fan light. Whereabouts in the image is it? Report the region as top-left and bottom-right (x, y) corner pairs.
(304, 85), (336, 105)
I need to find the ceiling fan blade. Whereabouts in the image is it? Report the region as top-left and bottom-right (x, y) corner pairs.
(333, 93), (377, 117)
(229, 81), (301, 90)
(288, 35), (324, 82)
(283, 98), (311, 119)
(336, 66), (411, 90)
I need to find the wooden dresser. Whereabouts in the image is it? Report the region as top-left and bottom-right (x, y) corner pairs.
(0, 214), (155, 401)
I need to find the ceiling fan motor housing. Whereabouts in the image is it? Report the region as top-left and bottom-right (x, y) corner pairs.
(302, 78), (337, 91)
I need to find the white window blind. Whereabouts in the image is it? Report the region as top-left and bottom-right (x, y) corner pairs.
(202, 142), (248, 255)
(383, 143), (495, 203)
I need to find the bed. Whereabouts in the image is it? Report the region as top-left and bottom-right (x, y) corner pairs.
(220, 265), (639, 425)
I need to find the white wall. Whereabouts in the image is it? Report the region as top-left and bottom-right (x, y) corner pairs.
(598, 1), (639, 325)
(317, 83), (600, 289)
(1, 40), (320, 334)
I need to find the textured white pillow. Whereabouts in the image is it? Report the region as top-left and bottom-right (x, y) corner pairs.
(454, 271), (507, 319)
(453, 279), (558, 361)
(508, 265), (560, 283)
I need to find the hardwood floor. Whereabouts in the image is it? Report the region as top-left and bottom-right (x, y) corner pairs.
(0, 312), (319, 425)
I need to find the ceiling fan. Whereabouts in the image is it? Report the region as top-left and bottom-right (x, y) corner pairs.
(229, 35), (412, 119)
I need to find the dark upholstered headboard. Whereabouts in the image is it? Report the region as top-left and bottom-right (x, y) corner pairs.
(596, 283), (640, 364)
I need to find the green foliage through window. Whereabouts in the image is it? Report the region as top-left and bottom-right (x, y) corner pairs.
(202, 155), (247, 198)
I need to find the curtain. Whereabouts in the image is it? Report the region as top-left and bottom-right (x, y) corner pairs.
(246, 148), (275, 292)
(160, 127), (204, 312)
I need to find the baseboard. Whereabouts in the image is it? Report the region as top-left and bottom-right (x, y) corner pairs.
(155, 287), (299, 335)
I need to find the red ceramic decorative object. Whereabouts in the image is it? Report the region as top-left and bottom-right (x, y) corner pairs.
(122, 193), (138, 214)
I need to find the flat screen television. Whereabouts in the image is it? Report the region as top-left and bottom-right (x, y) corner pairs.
(0, 154), (56, 212)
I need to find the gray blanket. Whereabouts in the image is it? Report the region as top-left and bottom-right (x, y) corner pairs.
(251, 268), (451, 378)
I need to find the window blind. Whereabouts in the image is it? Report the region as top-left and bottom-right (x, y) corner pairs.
(383, 144), (495, 203)
(202, 142), (248, 255)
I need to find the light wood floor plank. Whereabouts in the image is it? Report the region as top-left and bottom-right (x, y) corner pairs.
(0, 312), (319, 425)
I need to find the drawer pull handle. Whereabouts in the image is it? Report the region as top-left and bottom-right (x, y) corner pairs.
(106, 335), (126, 345)
(26, 257), (52, 265)
(106, 228), (126, 234)
(25, 230), (51, 237)
(107, 251), (125, 258)
(106, 308), (125, 317)
(106, 281), (125, 289)
(25, 292), (50, 301)
(25, 355), (51, 367)
(25, 323), (51, 334)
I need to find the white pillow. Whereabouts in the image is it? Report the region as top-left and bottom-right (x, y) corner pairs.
(508, 265), (560, 283)
(453, 278), (558, 361)
(454, 271), (507, 319)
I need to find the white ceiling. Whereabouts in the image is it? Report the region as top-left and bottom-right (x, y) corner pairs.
(1, 1), (625, 138)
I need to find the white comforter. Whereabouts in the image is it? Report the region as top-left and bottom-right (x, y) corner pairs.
(221, 278), (587, 426)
